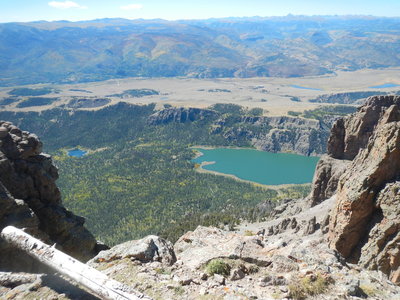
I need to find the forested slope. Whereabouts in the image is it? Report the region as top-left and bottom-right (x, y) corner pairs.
(0, 103), (311, 244)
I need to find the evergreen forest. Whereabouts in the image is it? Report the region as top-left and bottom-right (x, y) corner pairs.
(0, 103), (311, 244)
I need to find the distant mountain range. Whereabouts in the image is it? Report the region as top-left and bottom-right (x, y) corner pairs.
(0, 16), (399, 86)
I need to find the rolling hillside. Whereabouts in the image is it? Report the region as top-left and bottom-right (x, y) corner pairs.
(0, 16), (399, 86)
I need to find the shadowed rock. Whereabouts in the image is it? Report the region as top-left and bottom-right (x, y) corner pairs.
(0, 121), (100, 271)
(309, 155), (350, 206)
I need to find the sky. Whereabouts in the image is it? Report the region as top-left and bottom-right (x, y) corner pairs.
(0, 0), (399, 23)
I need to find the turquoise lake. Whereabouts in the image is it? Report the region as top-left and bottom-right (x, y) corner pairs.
(68, 149), (87, 157)
(193, 148), (320, 185)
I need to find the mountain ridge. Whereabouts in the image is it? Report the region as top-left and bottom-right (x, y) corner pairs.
(1, 16), (399, 86)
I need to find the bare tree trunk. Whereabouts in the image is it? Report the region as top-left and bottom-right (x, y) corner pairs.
(0, 272), (43, 287)
(1, 226), (152, 300)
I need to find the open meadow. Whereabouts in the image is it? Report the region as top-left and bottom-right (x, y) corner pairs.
(0, 67), (399, 116)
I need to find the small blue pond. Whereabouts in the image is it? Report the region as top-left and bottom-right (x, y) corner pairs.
(68, 149), (87, 157)
(369, 83), (400, 89)
(290, 85), (322, 91)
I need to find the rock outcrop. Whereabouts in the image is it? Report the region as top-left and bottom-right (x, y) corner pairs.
(327, 95), (400, 160)
(215, 113), (331, 156)
(0, 121), (101, 271)
(91, 235), (176, 266)
(308, 156), (350, 206)
(148, 106), (332, 156)
(358, 182), (400, 284)
(175, 226), (272, 269)
(309, 91), (386, 104)
(309, 95), (400, 284)
(238, 115), (329, 156)
(147, 107), (218, 125)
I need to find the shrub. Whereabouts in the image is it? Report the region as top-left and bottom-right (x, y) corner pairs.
(154, 267), (171, 275)
(244, 230), (255, 236)
(288, 273), (331, 299)
(205, 259), (231, 277)
(174, 286), (185, 295)
(248, 265), (259, 274)
(360, 284), (378, 297)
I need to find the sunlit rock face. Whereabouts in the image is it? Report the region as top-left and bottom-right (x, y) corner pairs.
(307, 95), (400, 284)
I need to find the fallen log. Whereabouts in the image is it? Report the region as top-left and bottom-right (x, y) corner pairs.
(0, 272), (43, 288)
(1, 226), (152, 300)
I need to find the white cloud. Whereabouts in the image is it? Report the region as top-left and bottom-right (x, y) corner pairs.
(48, 1), (87, 9)
(120, 4), (143, 11)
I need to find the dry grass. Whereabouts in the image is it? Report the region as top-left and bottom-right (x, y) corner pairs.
(288, 273), (331, 299)
(1, 68), (399, 116)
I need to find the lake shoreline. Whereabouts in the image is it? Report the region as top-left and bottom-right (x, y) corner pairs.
(194, 161), (310, 190)
(191, 145), (255, 150)
(191, 146), (319, 186)
(190, 145), (315, 157)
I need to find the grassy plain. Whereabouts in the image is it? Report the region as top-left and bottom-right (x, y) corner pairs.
(0, 68), (399, 115)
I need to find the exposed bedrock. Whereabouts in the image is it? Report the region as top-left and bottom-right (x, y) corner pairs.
(328, 120), (400, 256)
(327, 95), (400, 160)
(358, 182), (400, 284)
(308, 155), (350, 206)
(148, 107), (330, 156)
(309, 91), (386, 105)
(308, 95), (400, 284)
(147, 107), (218, 125)
(0, 121), (101, 271)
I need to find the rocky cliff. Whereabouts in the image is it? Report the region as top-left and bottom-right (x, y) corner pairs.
(0, 121), (102, 272)
(309, 91), (387, 104)
(310, 95), (400, 284)
(147, 107), (218, 125)
(148, 107), (330, 156)
(246, 116), (328, 156)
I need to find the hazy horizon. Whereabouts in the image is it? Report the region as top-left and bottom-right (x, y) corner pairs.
(1, 0), (399, 23)
(2, 14), (400, 24)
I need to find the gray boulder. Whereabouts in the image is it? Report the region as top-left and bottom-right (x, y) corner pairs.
(175, 226), (271, 270)
(91, 235), (176, 266)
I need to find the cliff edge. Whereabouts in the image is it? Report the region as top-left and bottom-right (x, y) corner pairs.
(310, 95), (400, 284)
(0, 121), (102, 272)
